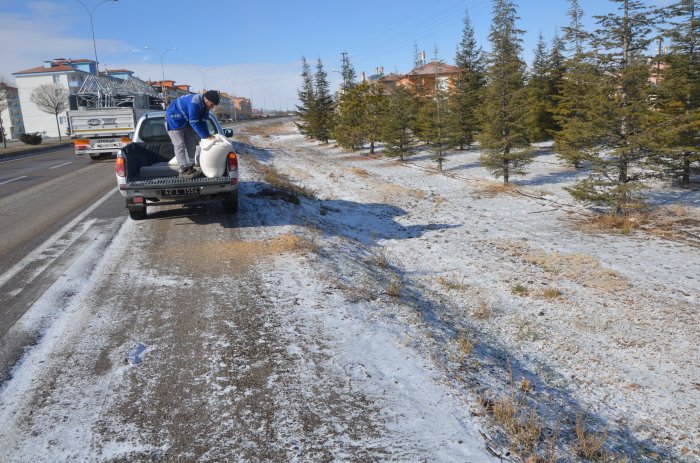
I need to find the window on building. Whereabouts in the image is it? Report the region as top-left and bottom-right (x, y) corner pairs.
(59, 117), (67, 124)
(53, 75), (60, 84)
(437, 76), (449, 92)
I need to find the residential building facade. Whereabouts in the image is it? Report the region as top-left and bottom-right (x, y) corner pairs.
(12, 58), (94, 137)
(396, 61), (461, 96)
(233, 97), (252, 120)
(0, 83), (25, 140)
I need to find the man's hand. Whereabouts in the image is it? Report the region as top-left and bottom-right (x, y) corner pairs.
(207, 135), (215, 140)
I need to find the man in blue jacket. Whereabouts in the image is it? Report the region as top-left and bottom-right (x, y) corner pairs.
(165, 90), (220, 178)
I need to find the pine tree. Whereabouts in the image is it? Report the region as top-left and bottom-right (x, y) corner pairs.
(525, 32), (553, 142)
(381, 85), (417, 161)
(333, 81), (368, 150)
(295, 56), (316, 139)
(546, 33), (566, 135)
(365, 83), (388, 154)
(566, 0), (656, 215)
(562, 0), (588, 56)
(552, 0), (606, 169)
(312, 57), (335, 143)
(477, 0), (531, 184)
(448, 10), (486, 150)
(652, 0), (700, 184)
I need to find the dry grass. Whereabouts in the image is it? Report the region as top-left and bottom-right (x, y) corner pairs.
(495, 240), (629, 293)
(386, 277), (403, 299)
(575, 414), (608, 460)
(471, 299), (494, 320)
(261, 163), (315, 199)
(539, 287), (563, 299)
(512, 283), (530, 296)
(490, 390), (543, 456)
(458, 335), (476, 362)
(351, 167), (370, 177)
(368, 248), (389, 269)
(437, 275), (468, 292)
(472, 181), (520, 198)
(577, 204), (700, 245)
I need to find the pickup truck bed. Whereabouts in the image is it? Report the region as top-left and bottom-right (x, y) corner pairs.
(118, 141), (238, 219)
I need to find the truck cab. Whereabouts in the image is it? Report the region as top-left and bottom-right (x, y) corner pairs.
(115, 111), (238, 220)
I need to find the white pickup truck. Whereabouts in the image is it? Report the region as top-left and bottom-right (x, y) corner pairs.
(115, 111), (238, 220)
(68, 107), (146, 160)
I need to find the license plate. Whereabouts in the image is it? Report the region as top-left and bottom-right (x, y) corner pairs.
(94, 139), (118, 148)
(161, 188), (200, 196)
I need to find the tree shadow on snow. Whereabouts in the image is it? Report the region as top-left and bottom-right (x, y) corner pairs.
(230, 181), (460, 243)
(146, 180), (460, 244)
(514, 168), (585, 187)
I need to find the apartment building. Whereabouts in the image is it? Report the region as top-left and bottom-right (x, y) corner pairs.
(12, 58), (95, 137)
(0, 83), (25, 140)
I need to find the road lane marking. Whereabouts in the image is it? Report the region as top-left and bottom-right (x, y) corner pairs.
(0, 188), (117, 289)
(0, 176), (27, 186)
(49, 162), (73, 169)
(0, 147), (74, 164)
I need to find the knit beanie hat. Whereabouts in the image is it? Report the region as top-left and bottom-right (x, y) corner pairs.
(203, 90), (220, 105)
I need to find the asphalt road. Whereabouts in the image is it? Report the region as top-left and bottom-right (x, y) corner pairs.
(0, 148), (125, 380)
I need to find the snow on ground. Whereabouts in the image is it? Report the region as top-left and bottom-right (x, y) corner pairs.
(239, 120), (700, 461)
(0, 118), (697, 462)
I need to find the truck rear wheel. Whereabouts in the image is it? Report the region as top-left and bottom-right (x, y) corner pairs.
(222, 190), (238, 214)
(128, 206), (147, 220)
(89, 154), (102, 160)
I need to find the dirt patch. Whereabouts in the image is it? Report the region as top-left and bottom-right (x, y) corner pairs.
(161, 234), (316, 272)
(238, 120), (297, 137)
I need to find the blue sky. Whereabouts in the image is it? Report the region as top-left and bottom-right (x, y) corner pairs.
(0, 0), (670, 111)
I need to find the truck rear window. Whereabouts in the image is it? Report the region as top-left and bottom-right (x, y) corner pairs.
(140, 118), (170, 143)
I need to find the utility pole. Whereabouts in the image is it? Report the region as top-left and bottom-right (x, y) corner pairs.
(340, 51), (349, 90)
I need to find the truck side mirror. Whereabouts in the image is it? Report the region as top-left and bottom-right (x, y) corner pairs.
(223, 128), (233, 138)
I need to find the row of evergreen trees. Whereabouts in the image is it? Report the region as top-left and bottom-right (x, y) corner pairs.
(296, 0), (699, 215)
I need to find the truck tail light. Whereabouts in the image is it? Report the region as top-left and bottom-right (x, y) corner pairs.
(115, 157), (126, 178)
(75, 139), (89, 151)
(120, 136), (132, 144)
(227, 152), (238, 172)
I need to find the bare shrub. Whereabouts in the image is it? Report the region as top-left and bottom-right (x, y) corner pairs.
(437, 275), (468, 292)
(512, 283), (529, 296)
(386, 277), (402, 299)
(458, 335), (476, 362)
(575, 414), (608, 460)
(539, 287), (562, 299)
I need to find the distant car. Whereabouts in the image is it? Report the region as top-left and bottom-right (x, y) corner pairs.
(115, 111), (238, 220)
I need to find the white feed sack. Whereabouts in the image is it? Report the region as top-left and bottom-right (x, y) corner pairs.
(199, 134), (233, 178)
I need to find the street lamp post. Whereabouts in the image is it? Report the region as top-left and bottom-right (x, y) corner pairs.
(194, 68), (214, 92)
(245, 85), (254, 117)
(74, 0), (118, 74)
(145, 46), (176, 105)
